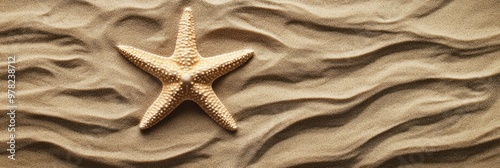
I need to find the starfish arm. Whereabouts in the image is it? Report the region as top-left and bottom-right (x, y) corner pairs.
(174, 7), (197, 52)
(191, 83), (238, 131)
(172, 7), (200, 66)
(117, 45), (179, 81)
(139, 83), (185, 130)
(193, 49), (254, 83)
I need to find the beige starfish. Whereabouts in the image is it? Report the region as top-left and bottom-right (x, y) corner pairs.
(117, 7), (253, 131)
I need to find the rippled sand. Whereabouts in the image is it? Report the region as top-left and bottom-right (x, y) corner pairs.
(1, 1), (499, 167)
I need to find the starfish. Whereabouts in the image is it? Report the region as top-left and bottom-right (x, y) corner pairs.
(117, 7), (253, 131)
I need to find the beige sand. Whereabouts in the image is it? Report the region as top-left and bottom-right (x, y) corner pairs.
(1, 0), (499, 167)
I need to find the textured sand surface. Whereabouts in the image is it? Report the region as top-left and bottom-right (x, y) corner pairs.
(1, 0), (499, 167)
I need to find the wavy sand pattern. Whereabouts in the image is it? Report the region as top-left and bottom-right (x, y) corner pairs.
(1, 0), (499, 167)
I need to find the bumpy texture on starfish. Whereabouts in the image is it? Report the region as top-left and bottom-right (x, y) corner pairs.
(117, 7), (253, 131)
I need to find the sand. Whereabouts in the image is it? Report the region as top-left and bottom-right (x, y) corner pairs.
(1, 0), (499, 167)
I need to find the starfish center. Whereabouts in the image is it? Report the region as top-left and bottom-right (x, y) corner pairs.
(180, 73), (192, 83)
